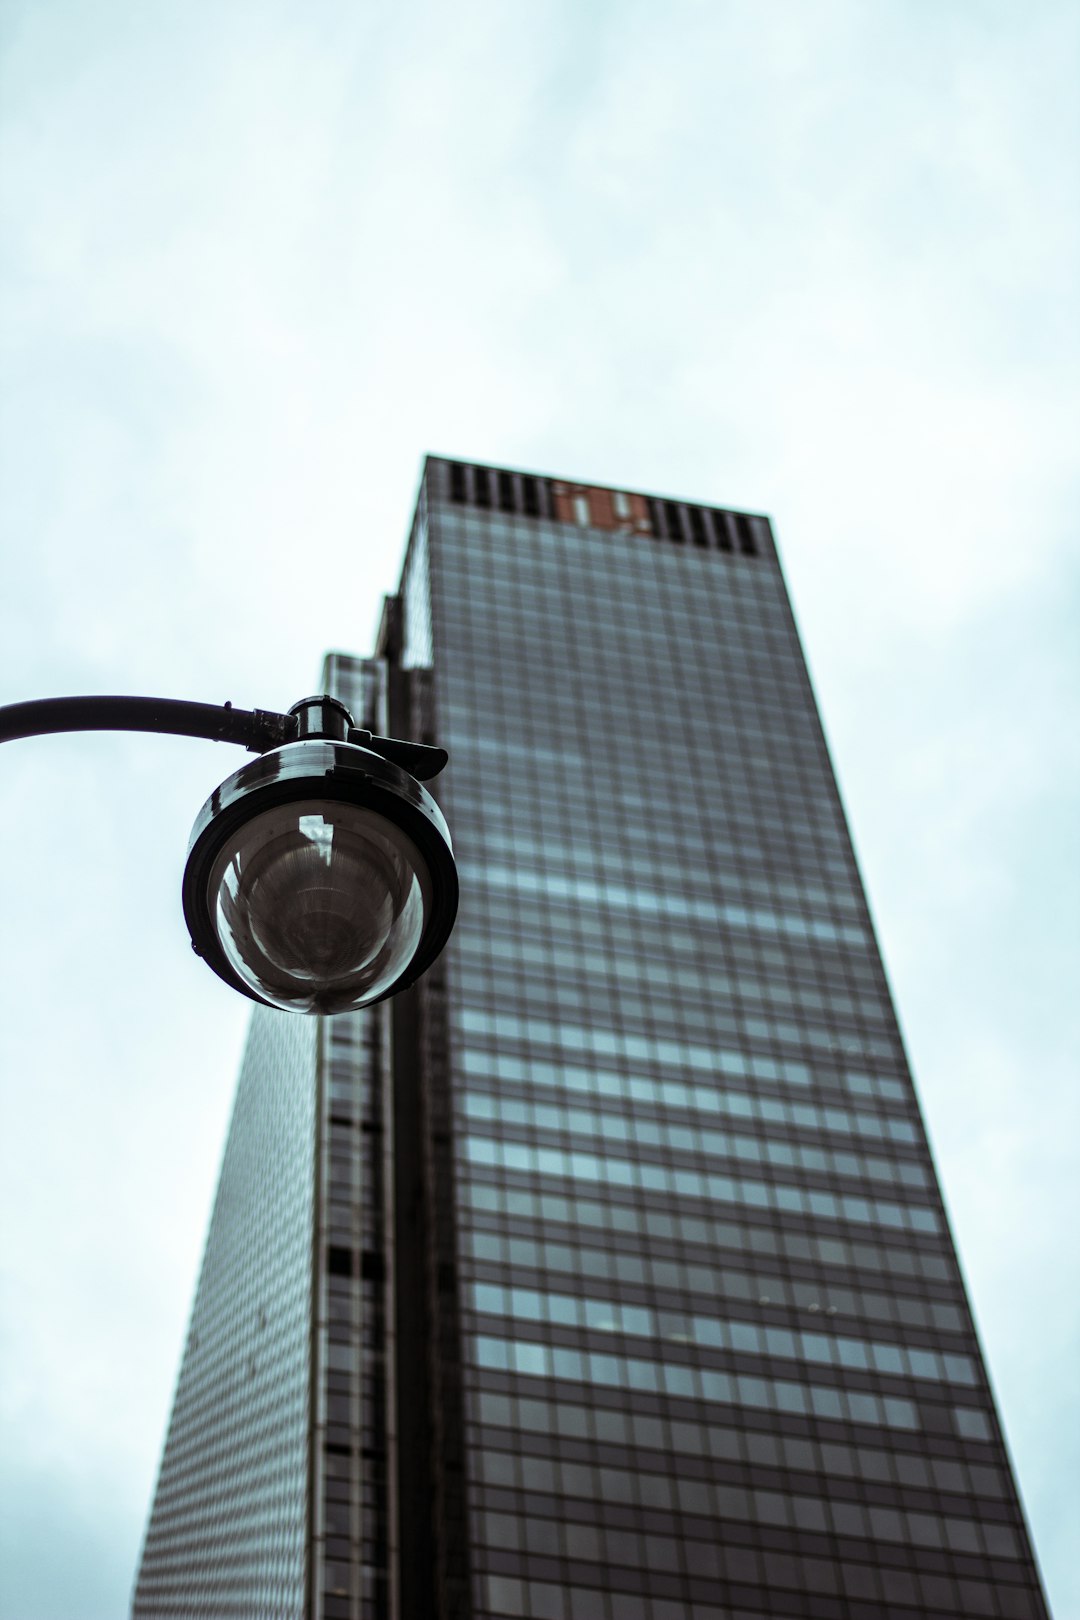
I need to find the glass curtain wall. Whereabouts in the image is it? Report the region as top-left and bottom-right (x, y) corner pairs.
(414, 458), (1048, 1620)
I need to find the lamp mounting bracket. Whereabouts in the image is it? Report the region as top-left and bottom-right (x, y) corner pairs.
(0, 694), (448, 779)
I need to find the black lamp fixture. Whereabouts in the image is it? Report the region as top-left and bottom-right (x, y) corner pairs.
(0, 693), (458, 1014)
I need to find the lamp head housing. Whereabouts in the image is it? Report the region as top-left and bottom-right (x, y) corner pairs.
(183, 733), (457, 1015)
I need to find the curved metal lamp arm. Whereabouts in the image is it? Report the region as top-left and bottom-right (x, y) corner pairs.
(0, 694), (448, 779)
(0, 695), (295, 753)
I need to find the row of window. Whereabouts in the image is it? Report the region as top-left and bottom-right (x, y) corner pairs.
(453, 861), (861, 939)
(438, 644), (798, 697)
(457, 885), (877, 978)
(447, 461), (552, 519)
(466, 1230), (965, 1336)
(436, 614), (793, 676)
(477, 1568), (1036, 1620)
(463, 1182), (956, 1291)
(464, 1134), (940, 1240)
(443, 690), (804, 757)
(453, 937), (864, 1016)
(472, 1396), (999, 1492)
(432, 582), (795, 645)
(456, 969), (896, 1070)
(456, 948), (893, 1042)
(440, 678), (828, 748)
(435, 614), (803, 676)
(453, 972), (819, 1062)
(453, 826), (866, 918)
(463, 1010), (841, 1101)
(470, 1282), (975, 1389)
(461, 1092), (928, 1195)
(459, 887), (867, 959)
(459, 1048), (918, 1152)
(451, 804), (853, 885)
(442, 463), (764, 559)
(475, 1487), (1021, 1562)
(474, 1334), (922, 1431)
(435, 552), (783, 605)
(457, 930), (878, 1010)
(435, 508), (780, 578)
(445, 736), (846, 820)
(436, 645), (810, 712)
(436, 635), (797, 686)
(654, 498), (762, 556)
(457, 861), (870, 951)
(448, 801), (854, 886)
(440, 743), (838, 815)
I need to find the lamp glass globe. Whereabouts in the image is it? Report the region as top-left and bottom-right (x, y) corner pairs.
(207, 798), (430, 1013)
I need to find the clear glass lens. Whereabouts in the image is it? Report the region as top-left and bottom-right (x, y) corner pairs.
(208, 800), (430, 1013)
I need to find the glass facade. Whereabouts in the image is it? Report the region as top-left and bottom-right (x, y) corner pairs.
(133, 457), (1048, 1620)
(410, 459), (1049, 1620)
(131, 1008), (318, 1616)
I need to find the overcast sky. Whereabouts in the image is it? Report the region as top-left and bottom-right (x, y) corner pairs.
(1, 3), (1077, 1616)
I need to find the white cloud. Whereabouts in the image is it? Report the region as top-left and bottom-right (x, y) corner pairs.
(1, 2), (1077, 1613)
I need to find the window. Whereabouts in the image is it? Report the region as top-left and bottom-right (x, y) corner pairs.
(735, 511), (757, 554)
(710, 509), (733, 551)
(663, 500), (684, 541)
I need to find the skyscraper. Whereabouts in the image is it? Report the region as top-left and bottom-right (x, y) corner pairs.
(133, 458), (1049, 1620)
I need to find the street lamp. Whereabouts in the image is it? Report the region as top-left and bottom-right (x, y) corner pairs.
(0, 692), (458, 1014)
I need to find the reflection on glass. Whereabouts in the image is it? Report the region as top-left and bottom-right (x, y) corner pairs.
(209, 799), (429, 1013)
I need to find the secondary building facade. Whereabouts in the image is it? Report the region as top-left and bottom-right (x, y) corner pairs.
(133, 458), (1049, 1620)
